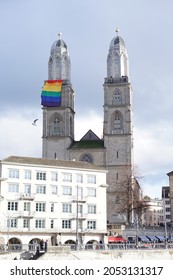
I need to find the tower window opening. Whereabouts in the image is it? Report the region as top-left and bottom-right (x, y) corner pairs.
(114, 90), (121, 104)
(81, 154), (93, 164)
(114, 114), (121, 129)
(50, 115), (62, 136)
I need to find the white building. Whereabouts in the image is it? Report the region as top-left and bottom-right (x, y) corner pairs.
(0, 156), (107, 247)
(142, 198), (164, 227)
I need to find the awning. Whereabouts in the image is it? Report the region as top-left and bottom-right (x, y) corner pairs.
(155, 236), (166, 242)
(138, 236), (149, 242)
(146, 235), (158, 242)
(108, 236), (126, 243)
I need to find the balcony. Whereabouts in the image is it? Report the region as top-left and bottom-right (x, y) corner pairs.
(18, 193), (35, 200)
(69, 213), (87, 220)
(71, 196), (87, 203)
(17, 211), (35, 218)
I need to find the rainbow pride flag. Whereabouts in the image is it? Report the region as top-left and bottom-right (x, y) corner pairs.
(41, 80), (63, 107)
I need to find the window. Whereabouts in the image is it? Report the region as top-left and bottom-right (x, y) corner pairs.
(87, 175), (96, 184)
(81, 154), (93, 163)
(114, 114), (121, 129)
(24, 184), (31, 195)
(77, 174), (83, 183)
(36, 172), (46, 181)
(62, 219), (71, 229)
(62, 203), (72, 213)
(36, 202), (46, 212)
(51, 172), (58, 181)
(114, 90), (121, 104)
(24, 170), (31, 180)
(8, 183), (19, 193)
(50, 219), (54, 229)
(36, 185), (46, 194)
(24, 202), (30, 211)
(62, 173), (72, 182)
(78, 204), (83, 214)
(87, 220), (96, 230)
(9, 169), (19, 179)
(87, 188), (96, 197)
(62, 186), (72, 195)
(8, 218), (17, 228)
(51, 117), (62, 135)
(78, 187), (83, 199)
(51, 203), (54, 212)
(51, 185), (58, 195)
(35, 219), (45, 228)
(78, 220), (83, 230)
(23, 219), (29, 228)
(88, 204), (96, 214)
(7, 202), (18, 211)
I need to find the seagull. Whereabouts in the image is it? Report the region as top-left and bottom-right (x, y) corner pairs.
(32, 119), (38, 126)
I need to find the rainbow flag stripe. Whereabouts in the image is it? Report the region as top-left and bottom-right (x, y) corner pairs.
(41, 80), (63, 107)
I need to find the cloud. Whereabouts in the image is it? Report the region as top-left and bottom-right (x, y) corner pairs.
(75, 111), (103, 140)
(0, 107), (42, 159)
(134, 122), (173, 175)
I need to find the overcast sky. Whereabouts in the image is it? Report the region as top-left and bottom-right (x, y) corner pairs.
(0, 0), (173, 198)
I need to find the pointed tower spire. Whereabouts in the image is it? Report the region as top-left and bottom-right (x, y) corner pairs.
(107, 30), (129, 78)
(48, 33), (71, 81)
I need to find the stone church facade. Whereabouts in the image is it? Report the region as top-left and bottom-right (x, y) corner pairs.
(42, 31), (134, 225)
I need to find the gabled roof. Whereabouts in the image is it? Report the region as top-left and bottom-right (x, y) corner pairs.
(70, 130), (104, 149)
(80, 130), (101, 141)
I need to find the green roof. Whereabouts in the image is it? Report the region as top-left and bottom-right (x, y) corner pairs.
(71, 140), (104, 149)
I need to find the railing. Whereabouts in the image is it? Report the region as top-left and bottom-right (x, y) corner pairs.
(1, 242), (173, 254)
(17, 211), (35, 218)
(0, 243), (36, 253)
(59, 242), (173, 251)
(18, 193), (35, 200)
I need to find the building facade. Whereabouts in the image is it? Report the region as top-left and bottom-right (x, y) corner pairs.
(42, 30), (134, 225)
(162, 186), (171, 226)
(167, 172), (173, 228)
(0, 156), (107, 247)
(142, 198), (164, 227)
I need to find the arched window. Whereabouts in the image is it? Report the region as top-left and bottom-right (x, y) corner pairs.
(111, 111), (123, 134)
(53, 117), (61, 134)
(70, 116), (73, 136)
(80, 154), (93, 164)
(114, 113), (121, 129)
(50, 114), (63, 136)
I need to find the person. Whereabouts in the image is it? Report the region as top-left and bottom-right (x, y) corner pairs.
(40, 239), (44, 250)
(44, 240), (48, 252)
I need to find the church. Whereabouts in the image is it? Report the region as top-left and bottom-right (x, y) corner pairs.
(41, 30), (135, 225)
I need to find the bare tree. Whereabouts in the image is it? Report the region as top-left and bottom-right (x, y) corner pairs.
(110, 166), (147, 224)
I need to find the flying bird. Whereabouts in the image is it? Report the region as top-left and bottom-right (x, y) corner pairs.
(32, 119), (38, 126)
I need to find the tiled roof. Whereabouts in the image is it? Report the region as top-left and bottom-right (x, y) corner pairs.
(1, 156), (106, 171)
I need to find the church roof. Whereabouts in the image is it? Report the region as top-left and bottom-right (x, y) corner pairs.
(70, 130), (104, 149)
(80, 130), (101, 141)
(50, 33), (69, 56)
(51, 39), (67, 52)
(1, 156), (106, 171)
(71, 140), (104, 149)
(109, 35), (125, 50)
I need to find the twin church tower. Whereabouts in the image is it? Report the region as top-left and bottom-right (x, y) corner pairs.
(41, 30), (134, 224)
